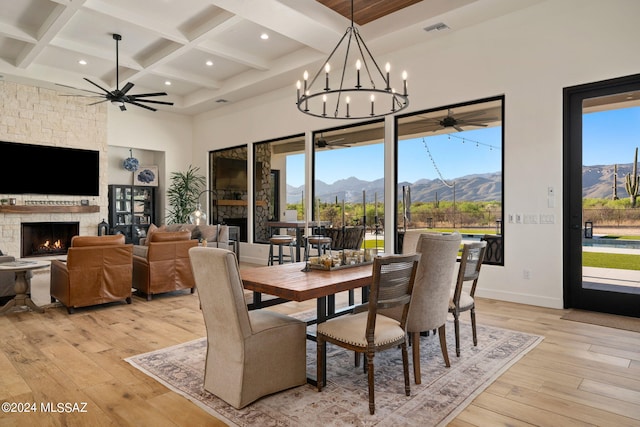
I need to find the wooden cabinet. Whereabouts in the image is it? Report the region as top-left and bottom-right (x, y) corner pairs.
(108, 185), (156, 245)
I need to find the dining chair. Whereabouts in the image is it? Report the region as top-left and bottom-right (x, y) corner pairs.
(449, 241), (488, 357)
(189, 247), (307, 409)
(316, 253), (420, 415)
(379, 232), (461, 384)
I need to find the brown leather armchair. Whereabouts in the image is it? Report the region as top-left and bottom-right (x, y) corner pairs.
(50, 235), (133, 314)
(132, 230), (198, 300)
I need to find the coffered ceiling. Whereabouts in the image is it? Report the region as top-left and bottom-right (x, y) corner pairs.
(0, 0), (541, 115)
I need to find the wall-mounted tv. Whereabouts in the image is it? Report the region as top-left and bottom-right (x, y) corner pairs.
(214, 157), (264, 191)
(0, 141), (100, 196)
(215, 157), (247, 191)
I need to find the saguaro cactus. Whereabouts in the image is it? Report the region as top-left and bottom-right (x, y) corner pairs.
(624, 147), (639, 207)
(612, 164), (619, 200)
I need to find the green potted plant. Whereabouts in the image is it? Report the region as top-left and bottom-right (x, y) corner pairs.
(166, 165), (206, 224)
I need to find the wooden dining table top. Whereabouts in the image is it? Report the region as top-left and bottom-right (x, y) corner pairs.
(241, 261), (373, 302)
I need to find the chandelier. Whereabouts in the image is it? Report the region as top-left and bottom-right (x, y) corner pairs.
(296, 0), (409, 120)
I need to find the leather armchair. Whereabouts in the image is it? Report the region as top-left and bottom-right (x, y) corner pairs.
(132, 230), (198, 300)
(50, 235), (133, 314)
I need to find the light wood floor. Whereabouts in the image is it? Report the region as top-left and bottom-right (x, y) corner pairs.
(1, 268), (639, 426)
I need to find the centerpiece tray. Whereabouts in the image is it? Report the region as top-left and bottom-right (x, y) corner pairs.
(307, 260), (372, 271)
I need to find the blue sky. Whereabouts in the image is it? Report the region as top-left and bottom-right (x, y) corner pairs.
(583, 106), (640, 166)
(284, 105), (640, 187)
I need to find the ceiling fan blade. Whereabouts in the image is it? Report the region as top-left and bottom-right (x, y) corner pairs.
(126, 100), (157, 111)
(87, 99), (109, 106)
(83, 78), (111, 94)
(130, 98), (174, 106)
(56, 83), (105, 96)
(460, 122), (488, 127)
(120, 82), (134, 95)
(129, 92), (169, 98)
(453, 125), (464, 132)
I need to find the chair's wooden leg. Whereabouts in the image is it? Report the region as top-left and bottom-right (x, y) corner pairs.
(402, 340), (411, 395)
(317, 337), (324, 392)
(367, 350), (375, 415)
(471, 307), (478, 346)
(354, 352), (360, 367)
(454, 312), (461, 357)
(438, 324), (450, 367)
(411, 331), (421, 384)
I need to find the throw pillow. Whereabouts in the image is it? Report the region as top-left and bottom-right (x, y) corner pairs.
(145, 223), (166, 245)
(218, 225), (229, 244)
(165, 224), (183, 232)
(196, 225), (219, 242)
(179, 224), (199, 240)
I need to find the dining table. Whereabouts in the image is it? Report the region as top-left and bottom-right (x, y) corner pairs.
(241, 261), (373, 385)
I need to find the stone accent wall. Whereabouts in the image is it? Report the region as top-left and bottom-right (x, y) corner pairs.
(0, 81), (108, 257)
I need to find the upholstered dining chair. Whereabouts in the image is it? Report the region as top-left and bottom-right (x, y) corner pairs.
(316, 253), (420, 415)
(449, 241), (488, 357)
(380, 232), (461, 384)
(188, 247), (307, 409)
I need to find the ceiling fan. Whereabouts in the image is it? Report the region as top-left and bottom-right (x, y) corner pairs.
(315, 133), (350, 149)
(422, 109), (495, 132)
(58, 34), (173, 112)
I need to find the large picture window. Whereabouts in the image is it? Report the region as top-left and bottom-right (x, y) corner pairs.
(395, 96), (504, 263)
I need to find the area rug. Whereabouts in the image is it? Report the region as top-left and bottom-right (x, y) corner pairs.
(561, 309), (640, 333)
(126, 322), (542, 426)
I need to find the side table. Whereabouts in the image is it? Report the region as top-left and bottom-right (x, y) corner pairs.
(0, 260), (49, 314)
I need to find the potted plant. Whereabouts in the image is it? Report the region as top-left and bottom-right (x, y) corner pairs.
(166, 165), (206, 224)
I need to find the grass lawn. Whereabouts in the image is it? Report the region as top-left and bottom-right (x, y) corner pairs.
(583, 252), (640, 270)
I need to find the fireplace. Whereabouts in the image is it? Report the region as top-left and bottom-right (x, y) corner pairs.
(21, 222), (79, 258)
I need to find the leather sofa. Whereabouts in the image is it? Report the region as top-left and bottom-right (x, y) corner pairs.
(132, 230), (199, 300)
(50, 235), (133, 313)
(137, 223), (230, 249)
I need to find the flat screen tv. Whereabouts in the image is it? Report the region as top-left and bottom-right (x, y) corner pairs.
(0, 141), (100, 196)
(215, 157), (247, 191)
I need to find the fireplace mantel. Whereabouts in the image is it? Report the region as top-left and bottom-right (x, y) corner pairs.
(0, 205), (100, 214)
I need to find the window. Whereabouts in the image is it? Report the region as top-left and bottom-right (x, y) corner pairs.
(395, 96), (504, 261)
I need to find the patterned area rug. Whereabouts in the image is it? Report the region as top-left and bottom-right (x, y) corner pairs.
(126, 321), (542, 426)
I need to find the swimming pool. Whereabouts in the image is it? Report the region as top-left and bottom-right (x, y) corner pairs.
(582, 238), (640, 250)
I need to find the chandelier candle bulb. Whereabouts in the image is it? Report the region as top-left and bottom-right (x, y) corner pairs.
(296, 81), (301, 101)
(370, 94), (375, 116)
(346, 96), (350, 117)
(403, 71), (408, 95)
(325, 63), (330, 91)
(322, 94), (327, 116)
(356, 60), (361, 88)
(385, 63), (391, 90)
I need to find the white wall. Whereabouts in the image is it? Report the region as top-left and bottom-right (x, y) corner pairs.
(190, 0), (640, 308)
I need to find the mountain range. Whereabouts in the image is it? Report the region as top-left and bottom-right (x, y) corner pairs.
(285, 162), (636, 204)
(583, 162), (636, 199)
(286, 172), (502, 204)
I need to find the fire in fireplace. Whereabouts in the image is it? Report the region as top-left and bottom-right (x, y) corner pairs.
(21, 222), (79, 258)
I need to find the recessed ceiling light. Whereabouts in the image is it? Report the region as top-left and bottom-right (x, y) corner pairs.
(206, 60), (214, 67)
(164, 81), (172, 86)
(260, 33), (269, 40)
(78, 59), (87, 65)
